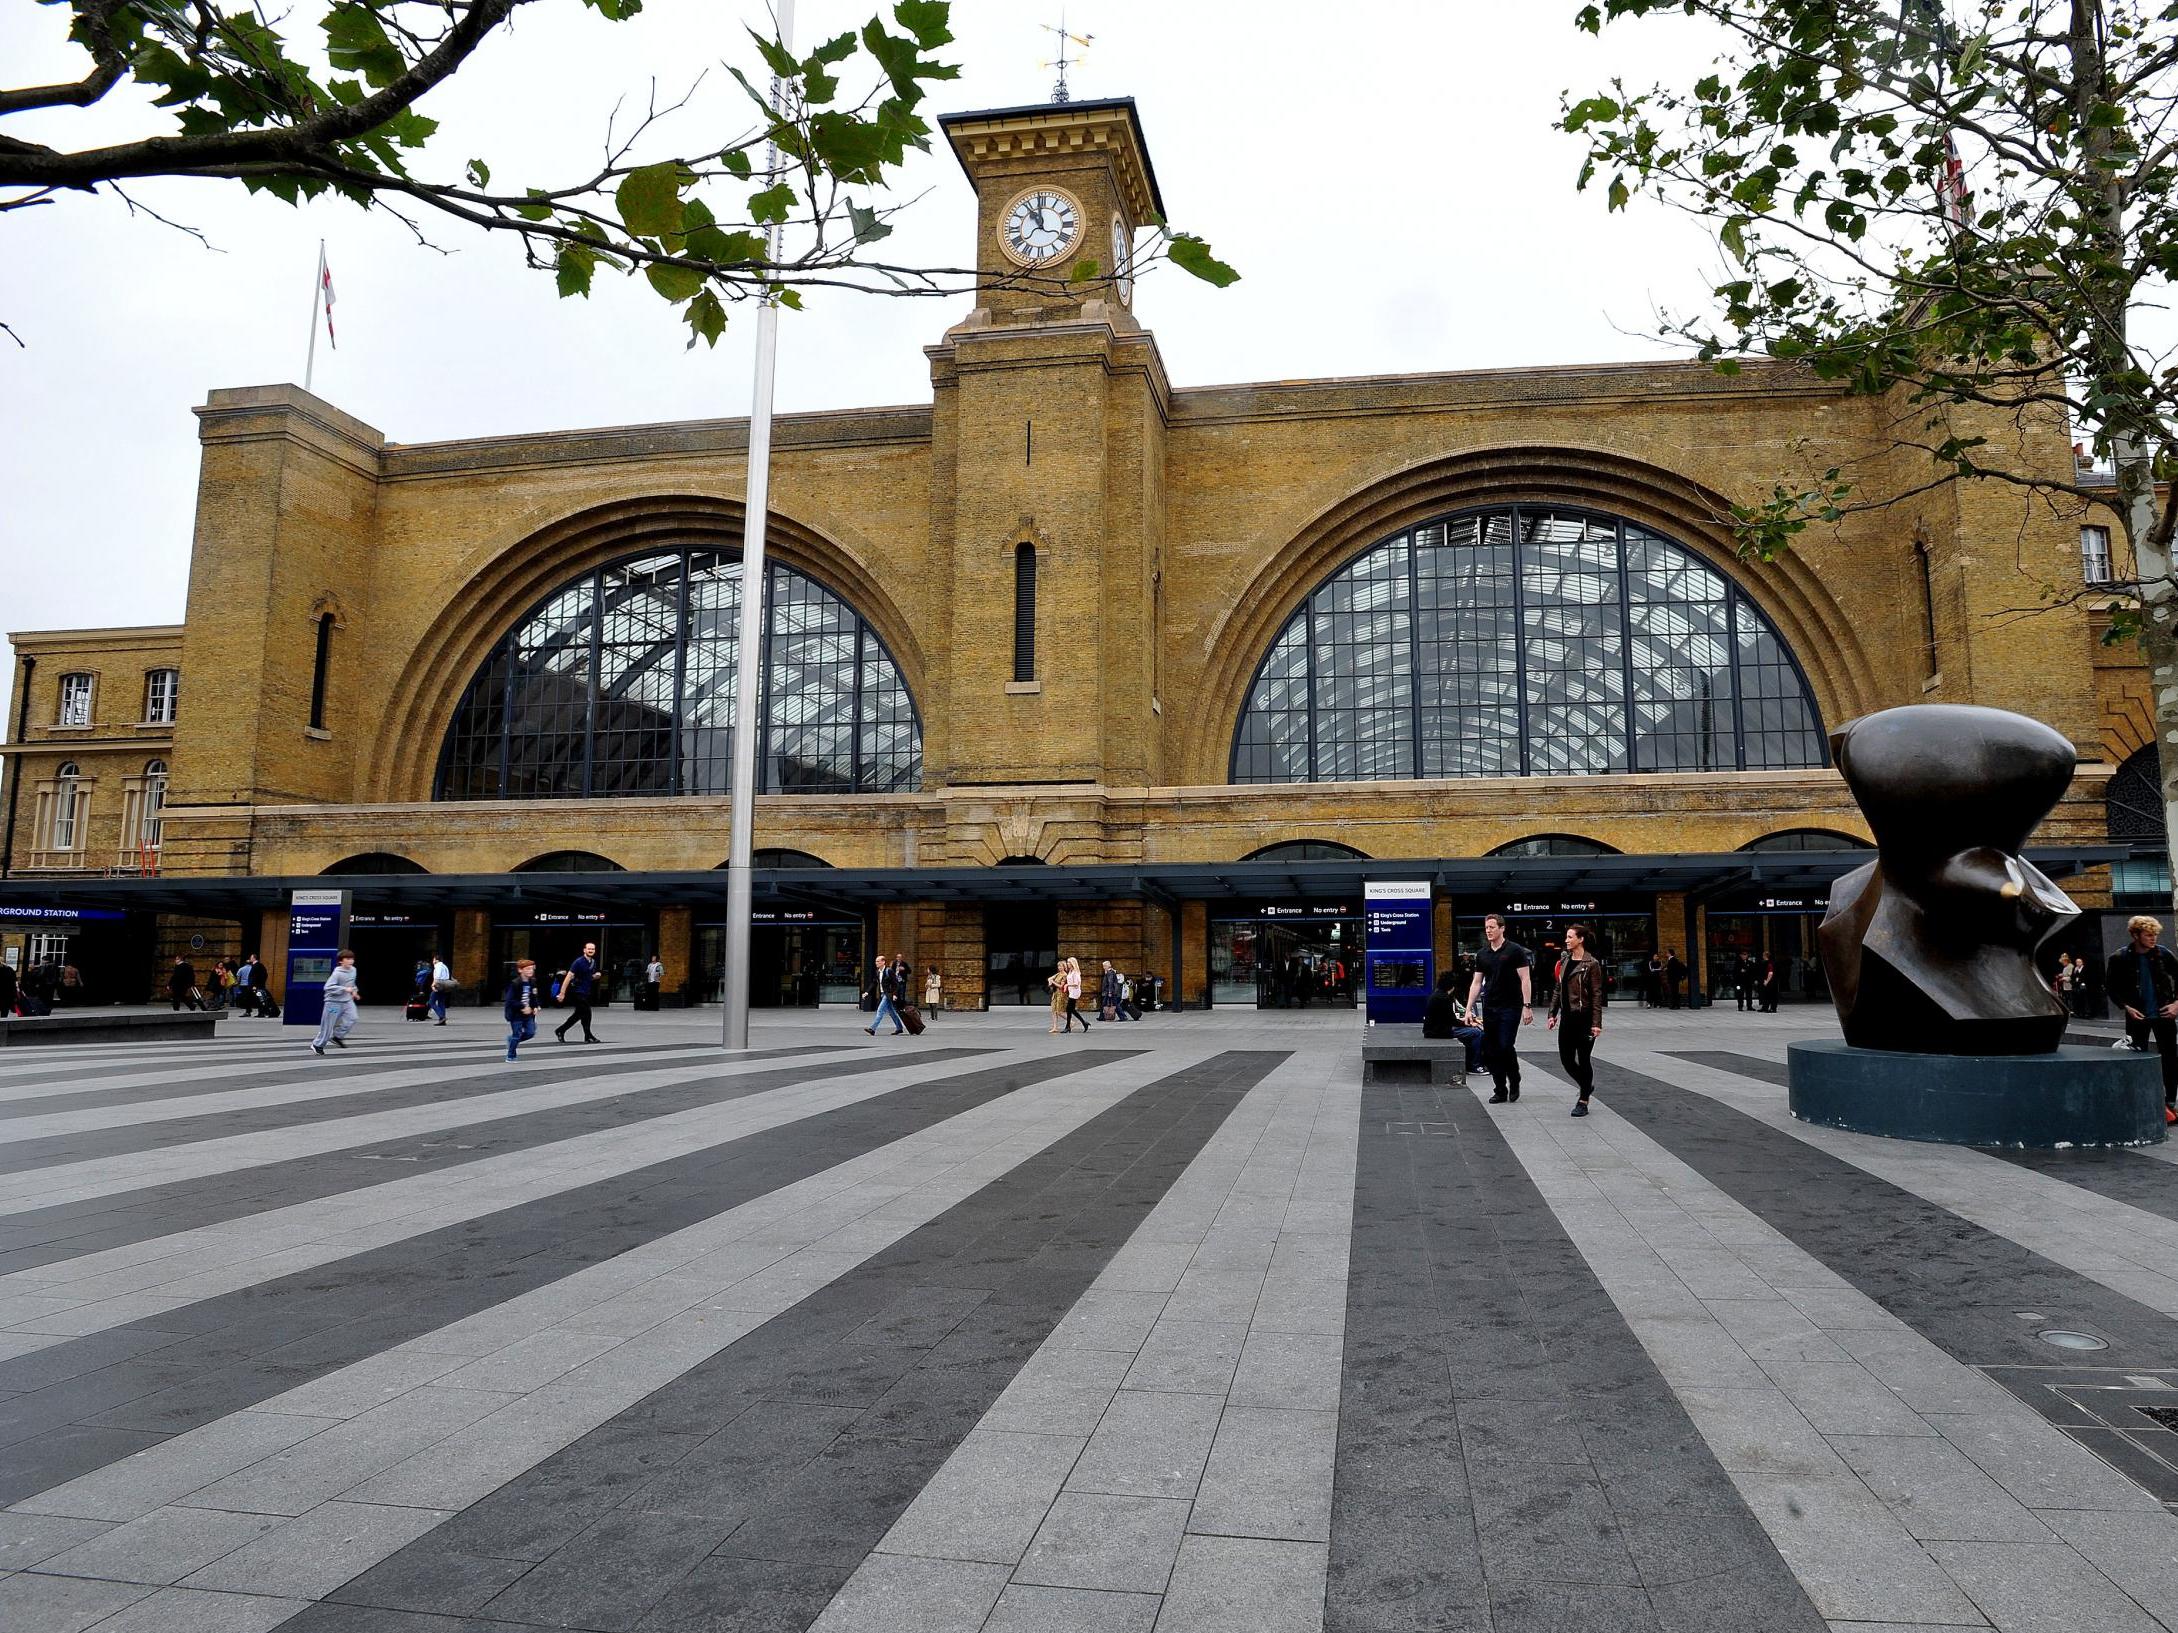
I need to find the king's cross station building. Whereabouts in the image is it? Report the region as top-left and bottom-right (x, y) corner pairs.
(0, 98), (2163, 1010)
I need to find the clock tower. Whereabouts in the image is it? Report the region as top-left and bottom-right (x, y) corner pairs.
(939, 97), (1161, 326)
(923, 98), (1173, 801)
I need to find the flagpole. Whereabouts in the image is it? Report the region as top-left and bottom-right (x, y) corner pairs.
(304, 239), (325, 394)
(722, 0), (794, 1051)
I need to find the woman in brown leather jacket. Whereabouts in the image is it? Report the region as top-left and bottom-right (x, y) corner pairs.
(1547, 922), (1607, 1117)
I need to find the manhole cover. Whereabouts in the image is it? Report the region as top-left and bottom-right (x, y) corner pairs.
(2039, 1329), (2111, 1352)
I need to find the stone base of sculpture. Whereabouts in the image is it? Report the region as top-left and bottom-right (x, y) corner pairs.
(1787, 1040), (2165, 1148)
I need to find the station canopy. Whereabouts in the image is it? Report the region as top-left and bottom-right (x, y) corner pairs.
(0, 847), (2129, 918)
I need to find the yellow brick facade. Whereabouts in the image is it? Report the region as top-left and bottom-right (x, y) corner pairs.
(0, 99), (2147, 1008)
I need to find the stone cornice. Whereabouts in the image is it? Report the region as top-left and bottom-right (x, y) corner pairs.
(378, 405), (933, 481)
(7, 626), (186, 649)
(194, 385), (386, 480)
(1171, 358), (1846, 425)
(940, 98), (1163, 222)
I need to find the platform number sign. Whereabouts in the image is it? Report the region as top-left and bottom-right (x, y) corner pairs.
(1364, 881), (1434, 1026)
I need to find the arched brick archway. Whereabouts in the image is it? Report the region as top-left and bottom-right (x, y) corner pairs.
(1180, 446), (1877, 784)
(364, 494), (926, 803)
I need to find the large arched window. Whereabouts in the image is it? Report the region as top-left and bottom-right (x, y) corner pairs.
(2109, 746), (2162, 843)
(438, 547), (920, 800)
(323, 852), (429, 874)
(1231, 506), (1826, 783)
(515, 851), (625, 873)
(1241, 840), (1371, 862)
(1487, 835), (1621, 858)
(1738, 829), (1870, 852)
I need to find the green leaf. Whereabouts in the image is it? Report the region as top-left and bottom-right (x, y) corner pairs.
(748, 182), (796, 225)
(465, 158), (491, 189)
(721, 147), (754, 179)
(894, 0), (954, 47)
(848, 202), (892, 244)
(516, 188), (553, 222)
(687, 224), (768, 266)
(580, 0), (645, 18)
(810, 29), (860, 65)
(1607, 175), (1630, 211)
(616, 162), (687, 238)
(556, 242), (599, 299)
(686, 288), (728, 349)
(747, 27), (800, 79)
(1719, 215), (1747, 263)
(323, 4), (405, 89)
(777, 286), (804, 310)
(1166, 233), (1239, 288)
(645, 261), (705, 302)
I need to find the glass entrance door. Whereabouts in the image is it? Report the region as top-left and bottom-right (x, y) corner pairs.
(1209, 918), (1359, 1008)
(985, 903), (1058, 1006)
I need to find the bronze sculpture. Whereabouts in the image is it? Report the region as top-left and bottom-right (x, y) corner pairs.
(1818, 704), (2079, 1055)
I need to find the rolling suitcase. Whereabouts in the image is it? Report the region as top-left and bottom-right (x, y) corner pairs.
(405, 996), (431, 1022)
(901, 1005), (925, 1036)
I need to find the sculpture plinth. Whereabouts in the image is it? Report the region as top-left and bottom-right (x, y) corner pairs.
(1789, 704), (2161, 1146)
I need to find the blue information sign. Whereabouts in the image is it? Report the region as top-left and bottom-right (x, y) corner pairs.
(1363, 881), (1434, 1025)
(284, 888), (350, 1028)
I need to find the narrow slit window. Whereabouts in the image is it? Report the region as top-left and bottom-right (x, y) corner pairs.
(1013, 543), (1037, 682)
(1913, 537), (1940, 678)
(309, 613), (335, 730)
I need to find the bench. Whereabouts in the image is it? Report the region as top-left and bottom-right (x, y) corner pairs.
(1361, 1040), (1476, 1084)
(0, 1011), (225, 1048)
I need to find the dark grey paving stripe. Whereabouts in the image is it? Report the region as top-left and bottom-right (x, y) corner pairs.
(1578, 1055), (2178, 1504)
(1329, 1080), (1824, 1633)
(1679, 1048), (2178, 1231)
(0, 1039), (804, 1121)
(314, 1050), (1284, 1633)
(0, 1047), (1053, 1503)
(0, 1048), (968, 1281)
(1665, 1049), (1786, 1087)
(0, 1045), (851, 1173)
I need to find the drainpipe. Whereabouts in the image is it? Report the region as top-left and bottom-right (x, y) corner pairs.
(1, 656), (33, 880)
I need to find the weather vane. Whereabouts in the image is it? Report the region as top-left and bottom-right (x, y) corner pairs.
(1041, 13), (1092, 104)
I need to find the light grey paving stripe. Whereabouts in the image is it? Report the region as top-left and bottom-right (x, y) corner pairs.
(1618, 1042), (2178, 1325)
(0, 1048), (1019, 1341)
(812, 1045), (1357, 1633)
(322, 1049), (1281, 1632)
(0, 1036), (747, 1113)
(1491, 1064), (2178, 1631)
(7, 1048), (1239, 1623)
(0, 1044), (834, 1151)
(0, 1047), (931, 1221)
(0, 1051), (1089, 1512)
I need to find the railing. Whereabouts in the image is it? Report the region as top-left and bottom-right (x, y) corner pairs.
(22, 848), (89, 871)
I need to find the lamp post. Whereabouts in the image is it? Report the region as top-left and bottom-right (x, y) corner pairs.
(721, 0), (795, 1051)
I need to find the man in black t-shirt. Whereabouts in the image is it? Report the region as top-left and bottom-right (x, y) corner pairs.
(1464, 913), (1534, 1103)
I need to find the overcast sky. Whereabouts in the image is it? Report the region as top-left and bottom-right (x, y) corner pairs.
(0, 1), (1728, 725)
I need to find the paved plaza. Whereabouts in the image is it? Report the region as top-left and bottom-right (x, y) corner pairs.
(0, 1003), (2175, 1632)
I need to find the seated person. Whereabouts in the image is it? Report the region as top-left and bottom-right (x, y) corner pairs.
(1421, 973), (1486, 1072)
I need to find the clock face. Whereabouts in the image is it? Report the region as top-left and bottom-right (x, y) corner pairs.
(1000, 188), (1082, 267)
(1111, 214), (1133, 304)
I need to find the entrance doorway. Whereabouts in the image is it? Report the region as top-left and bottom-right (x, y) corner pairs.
(985, 903), (1058, 1007)
(1209, 916), (1359, 1008)
(1453, 911), (1656, 1007)
(493, 920), (643, 1007)
(1705, 912), (1830, 1004)
(695, 920), (863, 1006)
(348, 917), (446, 1006)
